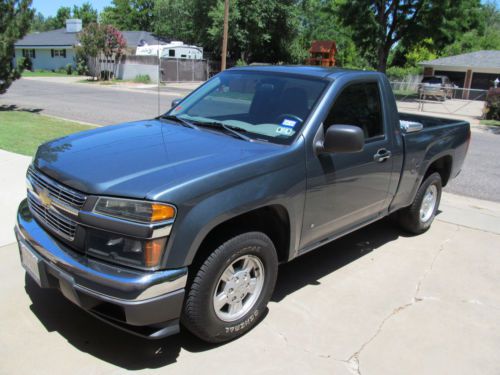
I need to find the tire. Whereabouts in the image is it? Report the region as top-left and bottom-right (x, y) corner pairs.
(182, 232), (278, 343)
(393, 172), (442, 234)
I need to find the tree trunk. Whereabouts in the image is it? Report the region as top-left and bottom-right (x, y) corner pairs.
(377, 45), (388, 73)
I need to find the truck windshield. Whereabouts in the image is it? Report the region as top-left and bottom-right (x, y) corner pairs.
(165, 70), (328, 144)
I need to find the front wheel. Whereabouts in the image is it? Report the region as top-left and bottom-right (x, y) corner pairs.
(182, 232), (278, 343)
(393, 172), (442, 234)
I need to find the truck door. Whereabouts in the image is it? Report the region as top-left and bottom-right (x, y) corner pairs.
(300, 80), (394, 250)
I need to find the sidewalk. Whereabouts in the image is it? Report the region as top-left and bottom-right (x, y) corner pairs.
(0, 150), (31, 246)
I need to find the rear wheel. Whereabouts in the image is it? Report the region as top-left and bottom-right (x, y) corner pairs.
(393, 172), (442, 234)
(182, 232), (278, 343)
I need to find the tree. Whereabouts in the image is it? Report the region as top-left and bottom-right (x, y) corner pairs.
(0, 0), (34, 95)
(46, 6), (71, 29)
(206, 0), (299, 64)
(154, 0), (195, 41)
(336, 0), (483, 72)
(72, 2), (98, 26)
(79, 23), (126, 80)
(100, 0), (155, 31)
(291, 0), (369, 67)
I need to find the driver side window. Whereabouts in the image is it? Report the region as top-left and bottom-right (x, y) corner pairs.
(324, 82), (383, 139)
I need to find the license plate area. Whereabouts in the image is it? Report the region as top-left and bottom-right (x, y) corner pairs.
(20, 242), (42, 286)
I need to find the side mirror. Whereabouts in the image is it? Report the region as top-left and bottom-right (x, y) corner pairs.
(316, 124), (364, 154)
(171, 98), (183, 108)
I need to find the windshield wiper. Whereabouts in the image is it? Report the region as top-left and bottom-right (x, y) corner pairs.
(192, 121), (252, 142)
(158, 114), (198, 129)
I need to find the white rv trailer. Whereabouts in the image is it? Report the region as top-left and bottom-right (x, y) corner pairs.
(136, 41), (203, 59)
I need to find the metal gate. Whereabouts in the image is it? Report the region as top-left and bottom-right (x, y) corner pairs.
(160, 58), (209, 82)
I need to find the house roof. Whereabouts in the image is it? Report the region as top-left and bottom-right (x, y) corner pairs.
(15, 28), (78, 47)
(309, 40), (337, 53)
(15, 28), (168, 48)
(420, 50), (500, 69)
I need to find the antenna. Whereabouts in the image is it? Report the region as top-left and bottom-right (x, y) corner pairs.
(157, 36), (161, 116)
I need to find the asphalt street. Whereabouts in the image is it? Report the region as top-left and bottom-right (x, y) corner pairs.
(1, 77), (499, 201)
(0, 78), (189, 125)
(445, 128), (500, 202)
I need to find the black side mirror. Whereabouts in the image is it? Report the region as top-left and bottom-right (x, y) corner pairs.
(171, 98), (183, 108)
(316, 124), (364, 154)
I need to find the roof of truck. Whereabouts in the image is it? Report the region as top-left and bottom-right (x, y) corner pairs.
(229, 65), (380, 80)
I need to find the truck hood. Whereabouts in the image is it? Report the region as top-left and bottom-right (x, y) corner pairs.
(34, 119), (285, 199)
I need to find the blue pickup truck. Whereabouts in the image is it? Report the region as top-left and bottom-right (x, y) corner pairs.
(15, 66), (470, 343)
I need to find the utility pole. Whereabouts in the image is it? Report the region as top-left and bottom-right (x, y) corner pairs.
(221, 0), (229, 71)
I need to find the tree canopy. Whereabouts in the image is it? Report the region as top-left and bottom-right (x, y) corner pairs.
(0, 0), (33, 94)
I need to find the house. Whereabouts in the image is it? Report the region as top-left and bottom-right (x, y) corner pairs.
(420, 50), (500, 94)
(14, 19), (168, 71)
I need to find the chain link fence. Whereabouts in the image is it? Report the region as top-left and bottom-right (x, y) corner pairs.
(391, 81), (487, 118)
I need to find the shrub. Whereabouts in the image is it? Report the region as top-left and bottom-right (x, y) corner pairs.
(65, 64), (73, 75)
(133, 74), (151, 84)
(56, 67), (66, 74)
(484, 89), (500, 120)
(17, 56), (32, 71)
(74, 47), (89, 76)
(385, 66), (421, 81)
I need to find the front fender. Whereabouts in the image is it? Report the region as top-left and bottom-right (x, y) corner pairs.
(161, 157), (307, 269)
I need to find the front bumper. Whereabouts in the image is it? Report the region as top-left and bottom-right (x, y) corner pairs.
(15, 199), (188, 339)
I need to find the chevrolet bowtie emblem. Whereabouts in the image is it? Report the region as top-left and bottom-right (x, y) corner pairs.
(38, 189), (52, 208)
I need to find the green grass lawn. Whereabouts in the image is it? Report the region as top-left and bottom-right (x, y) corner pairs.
(480, 119), (500, 126)
(22, 70), (77, 77)
(0, 108), (94, 156)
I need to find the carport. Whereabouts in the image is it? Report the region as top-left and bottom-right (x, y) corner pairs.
(420, 50), (500, 99)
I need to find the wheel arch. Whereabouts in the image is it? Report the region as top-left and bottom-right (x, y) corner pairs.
(424, 154), (453, 187)
(189, 204), (291, 273)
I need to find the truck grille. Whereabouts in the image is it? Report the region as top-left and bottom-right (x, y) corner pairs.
(26, 166), (87, 242)
(28, 192), (78, 241)
(27, 166), (86, 209)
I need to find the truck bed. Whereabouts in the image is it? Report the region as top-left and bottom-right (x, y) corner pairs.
(389, 112), (470, 212)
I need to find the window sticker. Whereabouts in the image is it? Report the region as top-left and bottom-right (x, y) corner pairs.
(280, 119), (297, 128)
(276, 126), (294, 135)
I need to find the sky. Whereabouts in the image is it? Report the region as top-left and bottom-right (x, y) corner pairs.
(32, 0), (112, 17)
(32, 0), (500, 17)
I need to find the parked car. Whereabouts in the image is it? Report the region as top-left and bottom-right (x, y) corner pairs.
(15, 66), (470, 343)
(418, 75), (454, 100)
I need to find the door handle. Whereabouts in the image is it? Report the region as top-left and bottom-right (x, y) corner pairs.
(374, 148), (391, 162)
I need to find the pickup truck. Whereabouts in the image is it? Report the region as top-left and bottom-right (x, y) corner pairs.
(15, 66), (470, 343)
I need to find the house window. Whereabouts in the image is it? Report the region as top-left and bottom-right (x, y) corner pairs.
(22, 49), (36, 58)
(51, 49), (67, 58)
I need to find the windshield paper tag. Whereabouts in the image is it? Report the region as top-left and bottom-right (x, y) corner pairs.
(281, 119), (297, 128)
(276, 126), (294, 135)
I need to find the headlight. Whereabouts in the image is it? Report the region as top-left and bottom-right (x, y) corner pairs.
(94, 198), (176, 223)
(86, 228), (167, 269)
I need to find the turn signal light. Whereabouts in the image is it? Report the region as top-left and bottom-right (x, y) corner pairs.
(151, 203), (176, 222)
(144, 238), (167, 268)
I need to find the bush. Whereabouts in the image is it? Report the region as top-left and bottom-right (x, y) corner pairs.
(65, 64), (73, 75)
(56, 67), (66, 74)
(385, 66), (421, 81)
(74, 47), (89, 76)
(17, 56), (32, 71)
(133, 74), (151, 84)
(484, 89), (500, 120)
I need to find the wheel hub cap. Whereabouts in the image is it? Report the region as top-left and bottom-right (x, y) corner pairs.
(213, 255), (265, 322)
(420, 184), (438, 222)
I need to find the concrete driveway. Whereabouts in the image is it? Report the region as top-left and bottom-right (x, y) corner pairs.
(1, 183), (499, 374)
